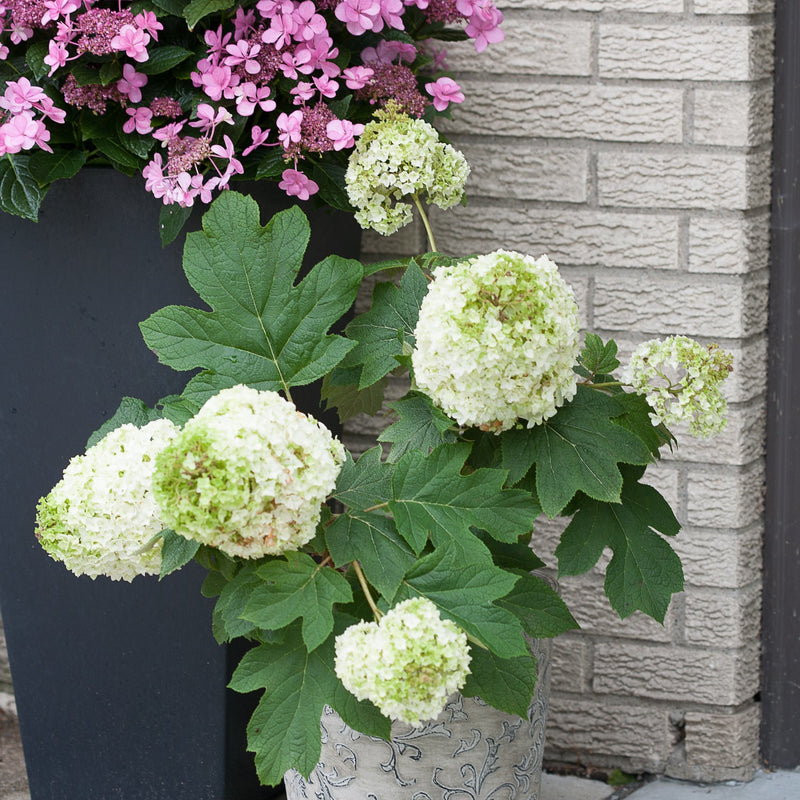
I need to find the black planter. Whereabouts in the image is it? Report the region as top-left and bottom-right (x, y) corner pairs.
(0, 170), (360, 800)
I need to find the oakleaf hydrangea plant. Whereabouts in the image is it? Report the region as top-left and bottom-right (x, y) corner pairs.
(33, 113), (734, 787)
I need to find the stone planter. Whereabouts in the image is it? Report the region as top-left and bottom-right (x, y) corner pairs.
(0, 170), (359, 799)
(284, 637), (552, 800)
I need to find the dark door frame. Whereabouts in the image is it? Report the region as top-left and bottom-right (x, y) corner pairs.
(763, 0), (800, 768)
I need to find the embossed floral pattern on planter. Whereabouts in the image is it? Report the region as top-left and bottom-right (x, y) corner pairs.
(285, 638), (552, 800)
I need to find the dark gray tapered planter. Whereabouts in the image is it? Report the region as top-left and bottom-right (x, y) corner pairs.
(0, 169), (360, 799)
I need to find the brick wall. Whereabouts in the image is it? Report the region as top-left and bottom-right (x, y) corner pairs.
(349, 0), (773, 783)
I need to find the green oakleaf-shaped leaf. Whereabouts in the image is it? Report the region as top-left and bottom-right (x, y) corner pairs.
(0, 155), (46, 220)
(462, 647), (537, 718)
(496, 573), (579, 638)
(158, 529), (200, 579)
(340, 261), (428, 389)
(229, 633), (339, 784)
(139, 193), (362, 397)
(556, 480), (683, 622)
(332, 447), (392, 512)
(389, 443), (540, 555)
(325, 511), (415, 599)
(394, 544), (527, 658)
(528, 386), (653, 517)
(243, 552), (352, 651)
(378, 392), (457, 462)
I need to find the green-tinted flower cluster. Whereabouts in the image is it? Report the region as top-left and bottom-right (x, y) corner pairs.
(152, 385), (344, 559)
(412, 250), (581, 432)
(622, 336), (734, 438)
(334, 597), (471, 726)
(35, 420), (179, 581)
(344, 105), (469, 235)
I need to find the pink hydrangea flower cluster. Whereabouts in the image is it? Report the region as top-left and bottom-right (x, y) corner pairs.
(0, 77), (65, 155)
(0, 0), (503, 209)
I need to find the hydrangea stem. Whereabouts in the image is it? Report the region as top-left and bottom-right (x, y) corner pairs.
(412, 193), (437, 252)
(352, 559), (383, 621)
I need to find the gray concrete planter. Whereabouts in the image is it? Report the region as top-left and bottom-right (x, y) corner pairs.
(285, 637), (552, 800)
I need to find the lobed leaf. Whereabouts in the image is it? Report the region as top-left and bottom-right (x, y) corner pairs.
(243, 552), (352, 652)
(528, 386), (653, 517)
(556, 477), (683, 623)
(229, 634), (338, 785)
(140, 193), (362, 396)
(389, 443), (541, 555)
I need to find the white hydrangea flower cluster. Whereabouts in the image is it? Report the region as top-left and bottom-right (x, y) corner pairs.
(334, 597), (471, 726)
(622, 336), (734, 438)
(344, 105), (469, 236)
(412, 250), (581, 433)
(152, 385), (345, 559)
(35, 419), (179, 582)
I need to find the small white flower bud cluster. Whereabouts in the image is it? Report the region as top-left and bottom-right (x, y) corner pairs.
(344, 105), (469, 236)
(334, 597), (471, 726)
(35, 419), (179, 581)
(412, 250), (581, 433)
(152, 385), (344, 558)
(622, 336), (733, 438)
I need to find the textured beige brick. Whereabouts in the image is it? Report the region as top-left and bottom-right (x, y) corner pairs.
(550, 638), (588, 692)
(559, 575), (675, 642)
(432, 205), (680, 268)
(666, 404), (766, 466)
(694, 0), (773, 13)
(532, 515), (570, 568)
(598, 152), (771, 211)
(512, 0), (682, 9)
(684, 584), (761, 647)
(453, 140), (588, 203)
(445, 19), (592, 77)
(688, 213), (770, 274)
(599, 24), (772, 82)
(685, 463), (764, 528)
(723, 336), (768, 403)
(593, 643), (759, 704)
(684, 704), (760, 769)
(440, 82), (683, 144)
(593, 274), (768, 339)
(693, 87), (773, 147)
(673, 525), (762, 588)
(546, 698), (671, 764)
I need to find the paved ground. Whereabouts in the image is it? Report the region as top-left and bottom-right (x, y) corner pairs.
(0, 711), (28, 800)
(2, 710), (799, 800)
